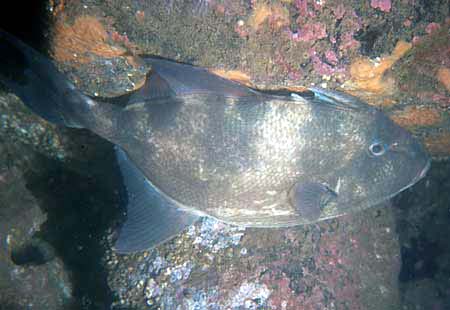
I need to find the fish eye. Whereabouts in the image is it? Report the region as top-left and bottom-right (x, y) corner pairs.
(369, 142), (386, 156)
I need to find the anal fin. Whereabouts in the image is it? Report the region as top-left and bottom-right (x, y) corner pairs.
(114, 146), (199, 253)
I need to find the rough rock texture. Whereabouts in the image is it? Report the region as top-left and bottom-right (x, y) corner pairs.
(0, 90), (122, 309)
(0, 139), (72, 309)
(106, 207), (401, 309)
(47, 0), (450, 159)
(0, 0), (449, 309)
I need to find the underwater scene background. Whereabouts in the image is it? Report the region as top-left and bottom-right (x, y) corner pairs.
(0, 0), (449, 309)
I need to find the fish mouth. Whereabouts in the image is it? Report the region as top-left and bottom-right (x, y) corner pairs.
(370, 158), (431, 205)
(412, 159), (431, 184)
(392, 158), (431, 197)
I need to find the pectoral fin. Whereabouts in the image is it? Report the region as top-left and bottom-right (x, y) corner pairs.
(290, 182), (338, 221)
(114, 146), (199, 253)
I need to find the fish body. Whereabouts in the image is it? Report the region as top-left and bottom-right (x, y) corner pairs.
(0, 31), (430, 252)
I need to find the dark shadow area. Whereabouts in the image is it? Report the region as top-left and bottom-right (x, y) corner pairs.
(1, 2), (124, 308)
(395, 160), (450, 308)
(0, 0), (51, 52)
(399, 235), (441, 282)
(20, 131), (122, 309)
(354, 26), (384, 56)
(10, 237), (56, 266)
(0, 302), (26, 310)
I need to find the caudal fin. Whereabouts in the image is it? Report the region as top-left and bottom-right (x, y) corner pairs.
(0, 30), (92, 128)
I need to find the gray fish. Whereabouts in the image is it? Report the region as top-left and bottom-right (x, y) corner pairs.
(0, 31), (430, 253)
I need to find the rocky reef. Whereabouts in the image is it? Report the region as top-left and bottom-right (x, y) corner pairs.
(0, 0), (449, 309)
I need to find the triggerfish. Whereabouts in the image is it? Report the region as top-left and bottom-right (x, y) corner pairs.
(0, 30), (430, 253)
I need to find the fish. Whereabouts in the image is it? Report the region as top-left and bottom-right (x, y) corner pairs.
(0, 30), (430, 253)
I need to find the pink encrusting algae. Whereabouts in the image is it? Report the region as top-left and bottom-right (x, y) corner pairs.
(306, 48), (347, 77)
(325, 50), (339, 65)
(290, 22), (327, 42)
(339, 32), (361, 51)
(294, 0), (310, 17)
(288, 2), (361, 81)
(274, 52), (303, 80)
(370, 0), (392, 12)
(332, 3), (346, 20)
(258, 217), (372, 310)
(425, 22), (441, 34)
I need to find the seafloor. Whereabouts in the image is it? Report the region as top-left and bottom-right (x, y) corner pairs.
(0, 0), (449, 309)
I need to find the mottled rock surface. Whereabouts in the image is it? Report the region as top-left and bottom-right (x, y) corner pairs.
(0, 0), (449, 309)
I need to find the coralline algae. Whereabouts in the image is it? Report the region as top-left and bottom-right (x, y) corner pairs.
(188, 218), (246, 253)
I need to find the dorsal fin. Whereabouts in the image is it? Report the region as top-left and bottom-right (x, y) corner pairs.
(94, 71), (176, 107)
(309, 87), (373, 111)
(142, 56), (258, 98)
(129, 71), (175, 102)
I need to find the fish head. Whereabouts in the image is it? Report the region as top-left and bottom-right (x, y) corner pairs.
(334, 110), (430, 211)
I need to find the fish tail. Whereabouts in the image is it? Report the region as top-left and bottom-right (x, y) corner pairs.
(0, 30), (93, 128)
